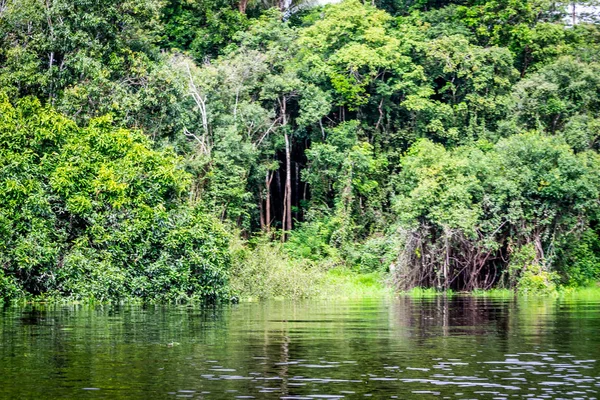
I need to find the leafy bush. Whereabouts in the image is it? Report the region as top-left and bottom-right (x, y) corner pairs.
(230, 235), (324, 300)
(518, 265), (559, 295)
(342, 234), (399, 273)
(0, 96), (230, 302)
(391, 134), (600, 290)
(557, 228), (600, 287)
(285, 216), (338, 261)
(509, 244), (559, 295)
(0, 269), (21, 301)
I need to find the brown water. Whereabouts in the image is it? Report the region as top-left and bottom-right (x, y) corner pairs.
(1, 297), (599, 399)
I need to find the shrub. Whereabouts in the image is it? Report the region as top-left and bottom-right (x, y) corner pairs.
(0, 96), (231, 302)
(557, 228), (600, 287)
(0, 269), (21, 300)
(518, 264), (559, 295)
(230, 235), (323, 299)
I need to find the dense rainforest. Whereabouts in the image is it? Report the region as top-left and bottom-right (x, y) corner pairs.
(1, 0), (600, 301)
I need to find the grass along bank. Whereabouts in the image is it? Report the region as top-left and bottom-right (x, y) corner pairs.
(229, 235), (600, 302)
(229, 237), (392, 301)
(401, 285), (600, 299)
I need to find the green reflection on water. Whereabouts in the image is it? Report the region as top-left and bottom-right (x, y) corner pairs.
(1, 297), (599, 399)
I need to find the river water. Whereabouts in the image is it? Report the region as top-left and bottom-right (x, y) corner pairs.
(1, 297), (599, 399)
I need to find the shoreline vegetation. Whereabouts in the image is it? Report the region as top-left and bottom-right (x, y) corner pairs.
(2, 0), (600, 303)
(3, 262), (600, 304)
(402, 285), (600, 298)
(5, 284), (600, 305)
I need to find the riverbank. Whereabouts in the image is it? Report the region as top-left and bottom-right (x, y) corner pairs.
(230, 238), (600, 301)
(233, 268), (393, 302)
(2, 232), (598, 304)
(402, 285), (600, 299)
(4, 283), (600, 305)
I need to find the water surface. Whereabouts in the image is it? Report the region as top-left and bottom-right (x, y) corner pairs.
(1, 297), (599, 399)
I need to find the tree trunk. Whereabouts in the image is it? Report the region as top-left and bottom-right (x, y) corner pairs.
(238, 0), (249, 14)
(294, 161), (299, 221)
(443, 230), (450, 291)
(282, 132), (292, 240)
(275, 170), (282, 205)
(266, 170), (272, 232)
(259, 191), (265, 230)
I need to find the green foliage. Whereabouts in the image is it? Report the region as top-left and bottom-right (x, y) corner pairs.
(452, 0), (568, 72)
(2, 0), (600, 300)
(0, 96), (230, 301)
(0, 269), (21, 300)
(298, 0), (426, 109)
(161, 0), (249, 59)
(507, 244), (537, 288)
(231, 234), (389, 300)
(392, 133), (600, 289)
(0, 0), (193, 139)
(343, 234), (399, 273)
(304, 122), (386, 205)
(470, 288), (514, 297)
(507, 243), (560, 295)
(285, 216), (339, 261)
(230, 235), (324, 299)
(301, 121), (388, 256)
(393, 139), (481, 231)
(319, 267), (390, 298)
(559, 285), (600, 299)
(518, 265), (560, 295)
(417, 34), (517, 142)
(557, 228), (600, 287)
(508, 57), (600, 136)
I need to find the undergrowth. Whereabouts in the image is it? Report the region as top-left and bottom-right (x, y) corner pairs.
(229, 234), (390, 301)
